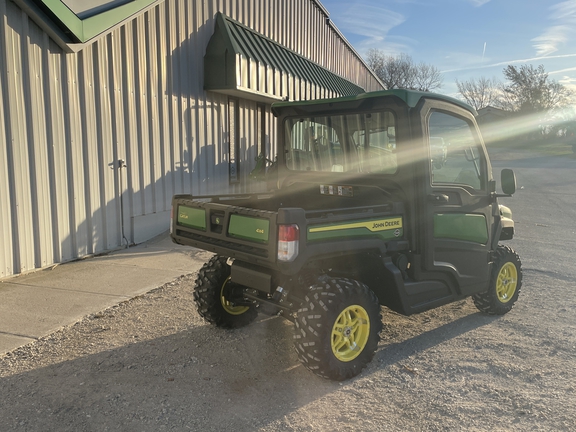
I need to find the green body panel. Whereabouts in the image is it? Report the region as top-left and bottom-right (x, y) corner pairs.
(228, 215), (270, 244)
(177, 207), (206, 231)
(308, 217), (403, 242)
(434, 213), (488, 244)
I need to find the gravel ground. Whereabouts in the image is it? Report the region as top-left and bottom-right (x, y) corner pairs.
(1, 263), (575, 431)
(1, 149), (576, 431)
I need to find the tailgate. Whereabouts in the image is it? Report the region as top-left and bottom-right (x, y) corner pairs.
(171, 197), (279, 264)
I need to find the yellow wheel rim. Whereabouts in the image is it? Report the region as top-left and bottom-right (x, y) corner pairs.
(331, 305), (370, 362)
(496, 262), (518, 303)
(220, 277), (249, 315)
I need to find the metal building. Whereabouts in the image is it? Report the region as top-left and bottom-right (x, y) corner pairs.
(0, 0), (383, 279)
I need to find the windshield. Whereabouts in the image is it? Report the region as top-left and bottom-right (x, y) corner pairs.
(284, 111), (397, 174)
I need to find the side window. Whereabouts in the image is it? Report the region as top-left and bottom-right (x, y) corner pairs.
(428, 111), (484, 190)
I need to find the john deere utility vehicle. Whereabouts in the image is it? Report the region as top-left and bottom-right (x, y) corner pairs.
(171, 89), (521, 381)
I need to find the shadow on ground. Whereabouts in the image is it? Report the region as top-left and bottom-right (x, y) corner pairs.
(0, 301), (497, 431)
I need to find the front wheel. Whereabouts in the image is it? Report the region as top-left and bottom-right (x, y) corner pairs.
(293, 277), (382, 381)
(473, 245), (522, 315)
(193, 256), (258, 328)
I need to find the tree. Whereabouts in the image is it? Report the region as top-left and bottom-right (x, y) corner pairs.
(455, 76), (501, 111)
(413, 63), (444, 92)
(366, 49), (443, 92)
(499, 64), (572, 113)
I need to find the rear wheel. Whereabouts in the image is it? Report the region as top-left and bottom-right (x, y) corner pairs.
(293, 277), (382, 381)
(193, 256), (258, 328)
(473, 245), (522, 315)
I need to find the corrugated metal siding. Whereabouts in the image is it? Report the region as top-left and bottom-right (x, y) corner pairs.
(0, 0), (13, 278)
(0, 0), (383, 278)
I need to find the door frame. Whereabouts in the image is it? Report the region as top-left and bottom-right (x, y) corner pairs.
(414, 98), (495, 296)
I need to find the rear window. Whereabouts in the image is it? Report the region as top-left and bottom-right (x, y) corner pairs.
(284, 111), (397, 174)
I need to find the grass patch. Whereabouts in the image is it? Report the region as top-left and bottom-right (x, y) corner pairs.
(486, 139), (576, 158)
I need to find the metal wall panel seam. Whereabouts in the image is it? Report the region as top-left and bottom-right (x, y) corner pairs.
(187, 0), (197, 195)
(258, 0), (264, 37)
(240, 99), (252, 192)
(200, 1), (213, 196)
(165, 0), (183, 196)
(282, 0), (288, 48)
(78, 46), (98, 254)
(26, 19), (54, 268)
(304, 0), (310, 58)
(144, 10), (162, 215)
(20, 13), (43, 270)
(138, 14), (155, 216)
(63, 52), (87, 257)
(90, 42), (110, 253)
(213, 95), (226, 195)
(47, 39), (72, 262)
(185, 0), (197, 195)
(269, 0), (276, 47)
(0, 0), (14, 277)
(106, 32), (126, 249)
(319, 12), (325, 67)
(288, 0), (294, 54)
(237, 98), (246, 193)
(263, 0), (269, 37)
(245, 0), (251, 29)
(132, 15), (151, 216)
(41, 34), (61, 264)
(119, 23), (139, 238)
(200, 2), (212, 195)
(6, 4), (34, 273)
(180, 0), (194, 196)
(155, 4), (172, 211)
(94, 38), (118, 250)
(125, 18), (142, 219)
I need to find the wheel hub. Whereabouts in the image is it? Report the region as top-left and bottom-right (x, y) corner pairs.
(331, 305), (370, 362)
(496, 262), (518, 303)
(221, 277), (250, 315)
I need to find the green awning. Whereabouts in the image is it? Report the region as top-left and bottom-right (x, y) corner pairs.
(16, 0), (161, 45)
(204, 13), (365, 103)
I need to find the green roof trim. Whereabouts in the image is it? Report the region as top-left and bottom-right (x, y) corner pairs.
(272, 88), (476, 114)
(204, 12), (365, 102)
(34, 0), (160, 43)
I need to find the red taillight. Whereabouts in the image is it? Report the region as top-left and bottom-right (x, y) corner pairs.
(278, 224), (299, 242)
(278, 224), (299, 262)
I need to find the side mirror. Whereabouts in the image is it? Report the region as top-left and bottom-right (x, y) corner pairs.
(501, 169), (516, 195)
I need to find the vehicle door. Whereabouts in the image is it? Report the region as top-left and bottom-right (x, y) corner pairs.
(419, 100), (493, 295)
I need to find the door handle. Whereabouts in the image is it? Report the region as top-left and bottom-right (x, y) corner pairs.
(428, 193), (449, 203)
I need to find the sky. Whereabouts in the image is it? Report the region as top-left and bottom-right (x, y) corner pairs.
(319, 0), (576, 98)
